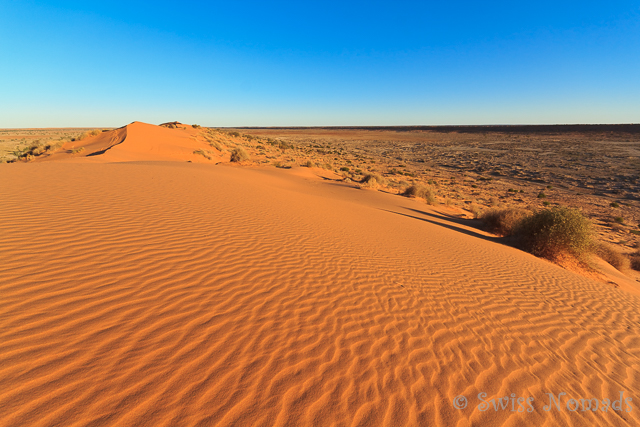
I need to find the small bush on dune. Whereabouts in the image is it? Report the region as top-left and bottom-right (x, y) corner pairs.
(595, 243), (630, 271)
(517, 207), (593, 260)
(360, 173), (387, 187)
(630, 251), (640, 271)
(481, 208), (529, 236)
(208, 140), (223, 151)
(402, 185), (437, 205)
(193, 149), (212, 160)
(230, 147), (249, 162)
(303, 160), (315, 168)
(77, 129), (101, 141)
(468, 203), (482, 219)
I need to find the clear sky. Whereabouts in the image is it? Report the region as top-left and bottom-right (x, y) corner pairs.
(1, 1), (639, 127)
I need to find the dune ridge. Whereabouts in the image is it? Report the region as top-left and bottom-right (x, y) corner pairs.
(1, 158), (639, 426)
(36, 122), (220, 163)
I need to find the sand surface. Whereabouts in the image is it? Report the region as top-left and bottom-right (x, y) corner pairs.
(1, 123), (640, 426)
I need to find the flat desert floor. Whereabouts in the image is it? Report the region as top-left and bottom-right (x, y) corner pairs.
(1, 122), (639, 426)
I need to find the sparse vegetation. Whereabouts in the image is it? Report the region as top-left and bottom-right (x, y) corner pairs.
(303, 160), (315, 168)
(537, 192), (546, 199)
(610, 202), (620, 208)
(208, 140), (224, 151)
(230, 147), (249, 162)
(70, 147), (85, 154)
(77, 129), (101, 140)
(402, 185), (437, 205)
(193, 149), (212, 160)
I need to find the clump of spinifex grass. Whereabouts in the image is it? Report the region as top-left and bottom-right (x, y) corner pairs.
(359, 173), (387, 189)
(481, 208), (529, 236)
(230, 147), (249, 162)
(193, 149), (212, 160)
(76, 129), (102, 141)
(402, 184), (437, 205)
(11, 140), (63, 161)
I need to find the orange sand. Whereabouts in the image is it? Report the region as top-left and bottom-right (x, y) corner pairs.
(1, 122), (639, 426)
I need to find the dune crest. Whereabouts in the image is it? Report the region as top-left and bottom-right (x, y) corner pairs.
(38, 121), (219, 163)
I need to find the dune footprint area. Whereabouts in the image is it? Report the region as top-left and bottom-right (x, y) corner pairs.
(2, 122), (640, 427)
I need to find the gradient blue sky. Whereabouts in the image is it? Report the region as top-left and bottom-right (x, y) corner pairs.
(1, 1), (639, 127)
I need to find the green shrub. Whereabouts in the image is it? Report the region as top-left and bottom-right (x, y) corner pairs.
(402, 185), (437, 205)
(481, 208), (529, 236)
(340, 166), (350, 172)
(230, 147), (249, 162)
(517, 207), (593, 260)
(610, 202), (620, 208)
(537, 192), (546, 199)
(614, 216), (624, 224)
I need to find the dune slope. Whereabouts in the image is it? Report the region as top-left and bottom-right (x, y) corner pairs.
(1, 160), (639, 427)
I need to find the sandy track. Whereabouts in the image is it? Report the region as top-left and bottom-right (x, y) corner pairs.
(1, 161), (639, 426)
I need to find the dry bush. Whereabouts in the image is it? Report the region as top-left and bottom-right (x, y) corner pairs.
(77, 129), (101, 141)
(469, 203), (482, 219)
(207, 139), (224, 151)
(402, 185), (437, 205)
(303, 160), (315, 168)
(517, 207), (593, 260)
(360, 173), (387, 189)
(193, 149), (212, 160)
(630, 251), (640, 271)
(230, 147), (249, 162)
(595, 243), (630, 271)
(70, 147), (85, 154)
(481, 208), (529, 236)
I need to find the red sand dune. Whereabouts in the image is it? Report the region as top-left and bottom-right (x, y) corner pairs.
(39, 121), (221, 163)
(1, 122), (639, 426)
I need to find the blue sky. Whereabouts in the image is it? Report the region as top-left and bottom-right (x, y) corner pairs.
(1, 1), (639, 126)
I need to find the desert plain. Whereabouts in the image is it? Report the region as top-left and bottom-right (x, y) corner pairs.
(1, 121), (640, 426)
